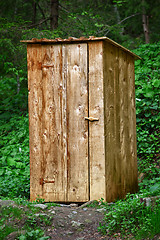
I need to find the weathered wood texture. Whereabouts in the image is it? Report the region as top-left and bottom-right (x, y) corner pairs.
(103, 42), (138, 202)
(27, 44), (43, 201)
(63, 44), (89, 202)
(88, 42), (106, 200)
(41, 44), (66, 202)
(28, 43), (89, 202)
(27, 39), (138, 203)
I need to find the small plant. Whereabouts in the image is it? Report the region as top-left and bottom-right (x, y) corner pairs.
(0, 225), (17, 240)
(135, 202), (160, 239)
(18, 229), (50, 240)
(26, 214), (37, 228)
(98, 194), (160, 239)
(39, 215), (53, 226)
(34, 197), (45, 204)
(0, 206), (23, 240)
(0, 206), (23, 219)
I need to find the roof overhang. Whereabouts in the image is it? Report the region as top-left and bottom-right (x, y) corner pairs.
(21, 36), (141, 60)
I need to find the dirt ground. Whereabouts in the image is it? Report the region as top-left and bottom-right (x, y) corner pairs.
(1, 200), (117, 240)
(1, 200), (160, 240)
(44, 204), (110, 240)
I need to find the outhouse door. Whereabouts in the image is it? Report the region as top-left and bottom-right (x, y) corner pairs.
(28, 42), (105, 202)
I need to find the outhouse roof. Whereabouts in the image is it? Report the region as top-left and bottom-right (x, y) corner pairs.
(21, 36), (140, 60)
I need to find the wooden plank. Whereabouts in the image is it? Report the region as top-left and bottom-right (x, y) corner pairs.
(118, 49), (138, 196)
(64, 43), (89, 202)
(126, 54), (138, 193)
(103, 42), (122, 202)
(88, 41), (106, 201)
(40, 44), (67, 202)
(118, 49), (130, 197)
(27, 44), (43, 201)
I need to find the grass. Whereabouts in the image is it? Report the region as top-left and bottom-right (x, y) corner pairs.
(0, 201), (52, 240)
(98, 195), (160, 239)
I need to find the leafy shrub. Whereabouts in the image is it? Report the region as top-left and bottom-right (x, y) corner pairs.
(18, 229), (50, 240)
(0, 74), (28, 120)
(98, 194), (160, 239)
(134, 42), (160, 192)
(0, 114), (30, 199)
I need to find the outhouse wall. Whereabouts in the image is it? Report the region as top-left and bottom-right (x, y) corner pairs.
(23, 37), (139, 203)
(103, 41), (138, 202)
(88, 41), (138, 202)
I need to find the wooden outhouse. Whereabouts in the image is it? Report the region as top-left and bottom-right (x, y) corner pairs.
(22, 37), (140, 203)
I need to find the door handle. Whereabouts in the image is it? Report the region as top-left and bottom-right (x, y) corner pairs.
(85, 117), (99, 122)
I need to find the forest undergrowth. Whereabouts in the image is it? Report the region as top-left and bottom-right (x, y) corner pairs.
(0, 38), (160, 239)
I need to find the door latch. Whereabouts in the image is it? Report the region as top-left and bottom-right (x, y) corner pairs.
(40, 178), (55, 185)
(85, 117), (99, 122)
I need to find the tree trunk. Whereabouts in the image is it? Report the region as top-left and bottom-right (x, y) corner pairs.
(32, 1), (37, 24)
(142, 14), (149, 43)
(50, 0), (59, 31)
(142, 0), (150, 43)
(113, 4), (124, 35)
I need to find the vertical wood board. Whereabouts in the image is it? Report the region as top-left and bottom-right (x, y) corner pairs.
(118, 50), (138, 194)
(88, 41), (106, 201)
(119, 49), (130, 195)
(103, 42), (122, 202)
(126, 53), (138, 193)
(41, 44), (67, 202)
(64, 43), (89, 202)
(27, 44), (43, 201)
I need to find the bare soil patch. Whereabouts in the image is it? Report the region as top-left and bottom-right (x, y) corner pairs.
(0, 200), (115, 240)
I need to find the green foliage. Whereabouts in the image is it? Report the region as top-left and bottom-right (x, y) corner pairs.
(0, 206), (23, 239)
(19, 231), (50, 240)
(34, 197), (45, 204)
(0, 225), (17, 240)
(98, 194), (160, 239)
(0, 75), (28, 119)
(0, 114), (30, 199)
(18, 229), (50, 240)
(134, 43), (160, 192)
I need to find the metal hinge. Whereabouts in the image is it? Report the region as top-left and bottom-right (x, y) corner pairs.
(40, 178), (55, 185)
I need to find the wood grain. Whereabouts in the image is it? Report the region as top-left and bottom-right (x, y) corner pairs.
(88, 41), (106, 201)
(64, 43), (89, 202)
(103, 43), (138, 202)
(41, 44), (67, 202)
(27, 40), (138, 203)
(126, 54), (138, 193)
(27, 44), (43, 201)
(103, 42), (122, 202)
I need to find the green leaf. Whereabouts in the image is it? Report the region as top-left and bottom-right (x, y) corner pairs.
(149, 183), (160, 193)
(7, 157), (16, 166)
(153, 79), (160, 88)
(19, 235), (26, 240)
(0, 168), (5, 176)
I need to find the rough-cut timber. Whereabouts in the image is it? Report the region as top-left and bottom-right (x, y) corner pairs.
(103, 42), (138, 202)
(41, 44), (66, 202)
(27, 44), (43, 201)
(104, 42), (121, 202)
(63, 44), (89, 202)
(88, 41), (106, 200)
(24, 36), (140, 203)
